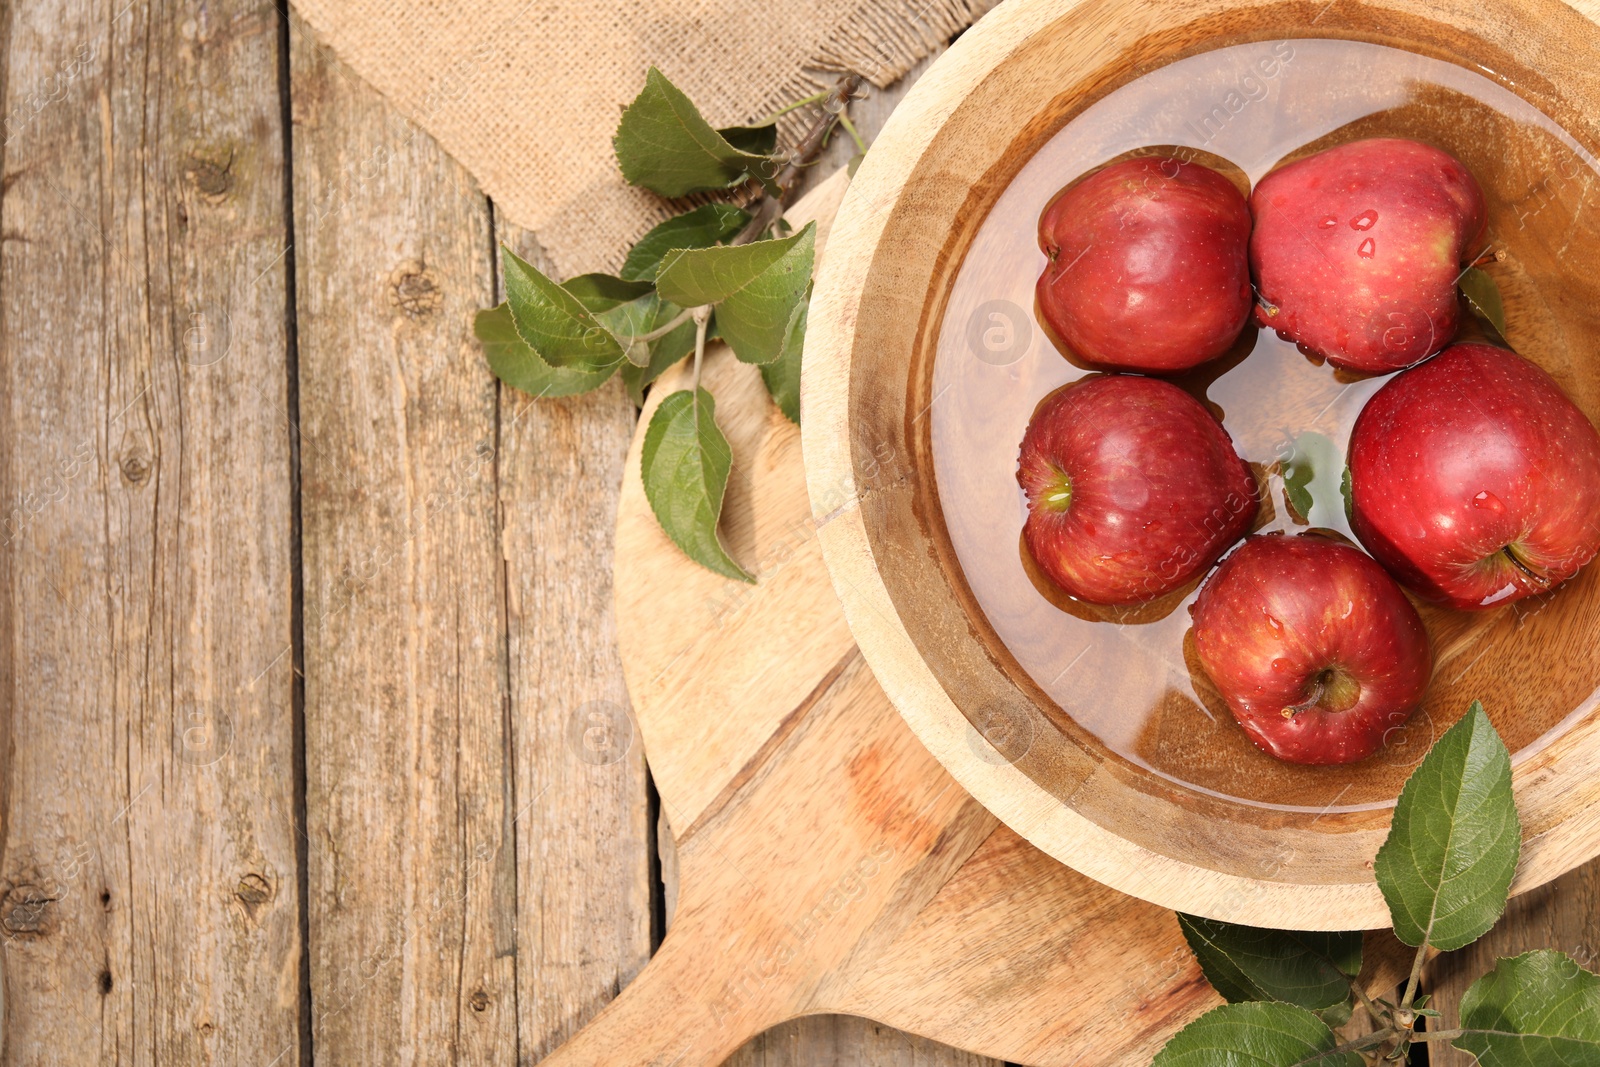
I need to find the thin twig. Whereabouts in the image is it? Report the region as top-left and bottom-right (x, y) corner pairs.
(732, 73), (864, 246)
(1400, 942), (1428, 1014)
(690, 305), (711, 391)
(626, 305), (695, 344)
(1324, 1028), (1398, 1059)
(1348, 977), (1386, 1030)
(837, 112), (868, 155)
(753, 89), (830, 125)
(1412, 1028), (1469, 1042)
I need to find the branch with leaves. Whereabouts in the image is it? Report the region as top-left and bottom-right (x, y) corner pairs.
(1153, 701), (1600, 1066)
(475, 67), (865, 581)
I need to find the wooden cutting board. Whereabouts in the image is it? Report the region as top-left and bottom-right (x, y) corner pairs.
(542, 172), (1405, 1066)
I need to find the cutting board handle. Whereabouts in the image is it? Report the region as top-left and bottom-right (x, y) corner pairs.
(541, 924), (786, 1066)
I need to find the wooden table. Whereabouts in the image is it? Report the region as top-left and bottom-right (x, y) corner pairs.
(0, 3), (1591, 1065)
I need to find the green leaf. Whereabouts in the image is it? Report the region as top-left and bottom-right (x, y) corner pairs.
(1178, 914), (1362, 1011)
(560, 273), (656, 310)
(1280, 430), (1342, 526)
(1151, 1002), (1361, 1067)
(1461, 266), (1510, 341)
(1340, 466), (1354, 524)
(759, 293), (807, 424)
(718, 123), (778, 156)
(501, 249), (626, 373)
(591, 290), (670, 368)
(1374, 701), (1521, 951)
(474, 304), (616, 398)
(1455, 950), (1600, 1066)
(557, 274), (694, 371)
(620, 307), (697, 405)
(641, 388), (752, 582)
(620, 204), (752, 282)
(655, 223), (815, 366)
(613, 67), (780, 198)
(848, 150), (866, 178)
(1316, 1002), (1353, 1030)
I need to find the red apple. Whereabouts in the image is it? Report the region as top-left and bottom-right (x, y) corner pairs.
(1348, 343), (1600, 609)
(1250, 138), (1486, 373)
(1017, 375), (1257, 605)
(1036, 157), (1252, 374)
(1191, 533), (1433, 765)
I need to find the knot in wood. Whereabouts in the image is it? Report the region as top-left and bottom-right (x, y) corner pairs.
(185, 149), (235, 203)
(235, 872), (274, 917)
(120, 451), (151, 486)
(389, 261), (441, 318)
(1, 883), (59, 938)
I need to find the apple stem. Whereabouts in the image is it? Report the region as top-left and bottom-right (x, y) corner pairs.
(1280, 677), (1326, 719)
(1501, 545), (1549, 585)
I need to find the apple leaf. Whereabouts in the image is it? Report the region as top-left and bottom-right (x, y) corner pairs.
(1316, 1002), (1353, 1030)
(1453, 950), (1600, 1066)
(1461, 266), (1510, 342)
(1340, 466), (1354, 523)
(501, 250), (630, 374)
(613, 67), (780, 198)
(1150, 1002), (1361, 1067)
(718, 123), (779, 157)
(560, 275), (697, 376)
(589, 289), (676, 368)
(655, 223), (815, 366)
(559, 272), (656, 309)
(620, 307), (699, 405)
(475, 304), (617, 398)
(620, 204), (752, 282)
(1284, 460), (1314, 522)
(759, 291), (807, 424)
(1280, 430), (1343, 527)
(641, 388), (752, 583)
(1178, 914), (1362, 1011)
(1374, 701), (1520, 951)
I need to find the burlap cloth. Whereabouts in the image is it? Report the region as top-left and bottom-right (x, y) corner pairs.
(292, 0), (993, 275)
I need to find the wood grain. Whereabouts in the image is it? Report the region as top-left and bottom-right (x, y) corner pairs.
(492, 221), (656, 1060)
(805, 0), (1600, 931)
(290, 15), (518, 1063)
(0, 0), (301, 1059)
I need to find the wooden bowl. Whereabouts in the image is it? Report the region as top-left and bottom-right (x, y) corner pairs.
(803, 0), (1600, 929)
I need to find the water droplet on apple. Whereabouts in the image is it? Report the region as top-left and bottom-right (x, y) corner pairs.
(1318, 215), (1339, 229)
(1473, 490), (1505, 512)
(1271, 657), (1290, 673)
(1357, 237), (1376, 259)
(1340, 600), (1354, 619)
(1349, 209), (1379, 230)
(1263, 613), (1284, 633)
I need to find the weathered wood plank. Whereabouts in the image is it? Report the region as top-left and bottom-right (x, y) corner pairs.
(1425, 862), (1600, 1066)
(289, 14), (518, 1065)
(0, 0), (301, 1060)
(492, 220), (655, 1061)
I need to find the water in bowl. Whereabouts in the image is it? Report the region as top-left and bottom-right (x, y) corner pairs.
(930, 37), (1600, 811)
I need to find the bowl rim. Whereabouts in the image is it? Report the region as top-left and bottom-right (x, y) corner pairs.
(801, 0), (1600, 929)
